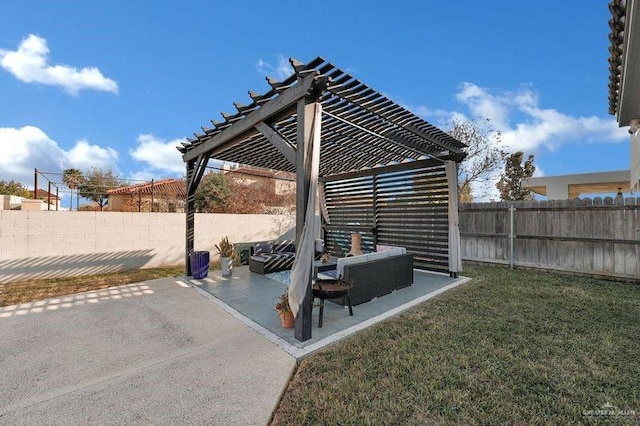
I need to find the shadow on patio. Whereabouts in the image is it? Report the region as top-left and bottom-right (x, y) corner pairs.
(182, 266), (469, 358)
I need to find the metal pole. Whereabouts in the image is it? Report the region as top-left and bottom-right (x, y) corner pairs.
(55, 186), (59, 211)
(47, 181), (51, 211)
(509, 204), (515, 269)
(151, 179), (154, 212)
(33, 168), (38, 199)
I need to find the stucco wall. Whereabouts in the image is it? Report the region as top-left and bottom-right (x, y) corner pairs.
(0, 211), (295, 283)
(631, 131), (640, 192)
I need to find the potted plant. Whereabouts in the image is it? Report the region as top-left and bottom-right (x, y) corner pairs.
(274, 287), (294, 328)
(215, 236), (234, 276)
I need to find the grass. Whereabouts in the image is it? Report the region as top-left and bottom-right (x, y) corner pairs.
(0, 266), (184, 307)
(272, 265), (640, 425)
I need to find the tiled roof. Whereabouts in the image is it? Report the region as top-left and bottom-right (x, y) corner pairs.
(35, 189), (59, 200)
(106, 179), (186, 196)
(608, 0), (627, 115)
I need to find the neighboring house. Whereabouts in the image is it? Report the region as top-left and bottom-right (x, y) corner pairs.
(524, 170), (631, 200)
(609, 0), (640, 192)
(106, 179), (186, 212)
(228, 168), (296, 196)
(0, 190), (61, 210)
(525, 0), (640, 199)
(226, 167), (296, 213)
(0, 195), (25, 210)
(34, 189), (62, 210)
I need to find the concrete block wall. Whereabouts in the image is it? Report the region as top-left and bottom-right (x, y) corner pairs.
(0, 211), (295, 283)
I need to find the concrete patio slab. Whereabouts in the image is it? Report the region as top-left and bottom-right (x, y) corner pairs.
(187, 266), (470, 359)
(0, 277), (295, 425)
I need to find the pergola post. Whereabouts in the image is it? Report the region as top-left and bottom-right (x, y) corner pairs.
(185, 159), (196, 276)
(294, 96), (320, 342)
(185, 155), (210, 276)
(445, 161), (462, 278)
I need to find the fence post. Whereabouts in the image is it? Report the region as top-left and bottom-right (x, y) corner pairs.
(509, 204), (515, 269)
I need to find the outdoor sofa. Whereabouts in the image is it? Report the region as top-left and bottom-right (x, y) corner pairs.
(249, 241), (296, 274)
(322, 247), (414, 305)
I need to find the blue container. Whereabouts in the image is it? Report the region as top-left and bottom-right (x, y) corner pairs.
(189, 251), (210, 279)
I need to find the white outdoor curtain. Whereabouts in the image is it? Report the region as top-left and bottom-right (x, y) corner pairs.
(318, 183), (331, 225)
(289, 103), (322, 318)
(445, 160), (462, 274)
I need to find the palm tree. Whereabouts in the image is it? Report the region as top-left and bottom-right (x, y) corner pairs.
(62, 168), (84, 211)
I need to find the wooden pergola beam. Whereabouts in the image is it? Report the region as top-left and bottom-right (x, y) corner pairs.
(182, 73), (317, 162)
(255, 122), (296, 166)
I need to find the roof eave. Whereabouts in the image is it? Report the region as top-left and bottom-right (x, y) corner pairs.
(617, 0), (640, 125)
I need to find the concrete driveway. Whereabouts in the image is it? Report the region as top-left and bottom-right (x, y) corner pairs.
(0, 277), (295, 425)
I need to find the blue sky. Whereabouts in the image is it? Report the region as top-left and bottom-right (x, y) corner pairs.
(0, 1), (629, 200)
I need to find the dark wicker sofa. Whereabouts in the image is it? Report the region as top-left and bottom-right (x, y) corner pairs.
(249, 241), (296, 274)
(322, 250), (414, 306)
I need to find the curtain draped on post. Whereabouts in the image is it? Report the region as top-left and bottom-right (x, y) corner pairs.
(445, 160), (462, 275)
(318, 183), (330, 225)
(289, 103), (322, 318)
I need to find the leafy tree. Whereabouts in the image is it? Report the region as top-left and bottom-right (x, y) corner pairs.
(0, 180), (31, 198)
(496, 151), (536, 201)
(448, 119), (505, 202)
(195, 172), (232, 212)
(62, 168), (84, 210)
(78, 168), (123, 210)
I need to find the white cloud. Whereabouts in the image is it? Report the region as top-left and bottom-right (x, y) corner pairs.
(453, 82), (627, 152)
(0, 126), (119, 188)
(66, 139), (119, 170)
(455, 83), (512, 130)
(0, 34), (118, 95)
(127, 171), (156, 183)
(412, 82), (628, 201)
(256, 55), (292, 81)
(129, 134), (186, 175)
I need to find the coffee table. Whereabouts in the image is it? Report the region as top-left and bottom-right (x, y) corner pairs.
(313, 257), (337, 279)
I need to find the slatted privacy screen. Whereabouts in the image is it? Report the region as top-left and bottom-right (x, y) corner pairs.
(323, 175), (375, 256)
(322, 160), (450, 272)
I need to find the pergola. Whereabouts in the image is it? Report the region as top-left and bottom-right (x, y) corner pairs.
(179, 57), (467, 341)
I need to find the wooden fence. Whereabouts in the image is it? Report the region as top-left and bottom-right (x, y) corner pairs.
(459, 197), (640, 280)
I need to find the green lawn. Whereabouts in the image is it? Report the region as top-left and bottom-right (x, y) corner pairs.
(272, 265), (640, 425)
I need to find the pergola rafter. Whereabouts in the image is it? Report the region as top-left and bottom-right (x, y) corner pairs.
(179, 57), (467, 342)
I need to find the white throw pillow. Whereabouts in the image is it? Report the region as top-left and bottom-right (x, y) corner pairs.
(386, 247), (406, 257)
(366, 251), (389, 262)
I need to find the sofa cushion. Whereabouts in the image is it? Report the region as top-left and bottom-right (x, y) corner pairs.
(274, 241), (295, 253)
(250, 252), (295, 274)
(366, 251), (389, 262)
(254, 243), (273, 255)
